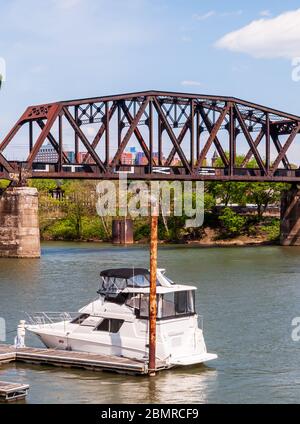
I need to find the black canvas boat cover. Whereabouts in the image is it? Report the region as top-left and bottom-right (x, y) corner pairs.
(100, 268), (149, 279)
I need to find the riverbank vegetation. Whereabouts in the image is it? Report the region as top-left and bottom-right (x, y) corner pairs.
(27, 177), (287, 245)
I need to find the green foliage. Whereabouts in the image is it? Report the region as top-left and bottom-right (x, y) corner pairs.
(81, 216), (107, 240)
(204, 193), (216, 210)
(261, 219), (280, 242)
(245, 183), (287, 217)
(29, 179), (57, 192)
(32, 172), (285, 244)
(42, 216), (108, 241)
(45, 219), (77, 240)
(0, 179), (10, 190)
(218, 207), (246, 237)
(134, 222), (150, 241)
(207, 181), (248, 206)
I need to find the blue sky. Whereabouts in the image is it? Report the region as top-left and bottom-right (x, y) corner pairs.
(1, 0), (300, 147)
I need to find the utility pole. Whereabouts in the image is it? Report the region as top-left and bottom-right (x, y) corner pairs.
(149, 196), (158, 376)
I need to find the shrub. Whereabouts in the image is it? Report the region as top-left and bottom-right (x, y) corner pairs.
(218, 207), (246, 237)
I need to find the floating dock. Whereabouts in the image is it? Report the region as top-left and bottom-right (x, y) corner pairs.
(0, 344), (166, 375)
(0, 381), (29, 402)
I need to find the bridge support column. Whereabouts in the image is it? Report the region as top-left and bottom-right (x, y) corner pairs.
(112, 218), (134, 244)
(0, 187), (40, 258)
(280, 185), (300, 246)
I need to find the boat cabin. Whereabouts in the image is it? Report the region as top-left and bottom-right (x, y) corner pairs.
(97, 268), (196, 320)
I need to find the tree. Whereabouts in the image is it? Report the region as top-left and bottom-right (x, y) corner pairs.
(207, 155), (256, 206)
(245, 182), (287, 218)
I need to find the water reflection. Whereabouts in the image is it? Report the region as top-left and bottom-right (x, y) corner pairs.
(0, 363), (217, 404)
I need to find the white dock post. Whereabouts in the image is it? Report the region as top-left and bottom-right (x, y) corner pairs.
(14, 320), (26, 348)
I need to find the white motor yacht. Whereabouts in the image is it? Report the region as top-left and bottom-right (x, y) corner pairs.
(26, 268), (217, 367)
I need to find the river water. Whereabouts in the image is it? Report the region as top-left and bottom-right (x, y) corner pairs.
(1, 242), (300, 403)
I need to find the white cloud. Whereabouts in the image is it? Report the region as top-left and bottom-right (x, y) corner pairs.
(259, 10), (271, 17)
(215, 8), (300, 59)
(181, 80), (202, 87)
(193, 11), (215, 21)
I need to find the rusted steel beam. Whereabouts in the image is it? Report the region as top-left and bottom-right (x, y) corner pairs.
(29, 122), (33, 152)
(23, 169), (300, 183)
(105, 101), (110, 165)
(153, 98), (191, 173)
(0, 153), (15, 173)
(265, 113), (270, 173)
(158, 115), (163, 165)
(2, 91), (300, 183)
(190, 99), (195, 167)
(0, 122), (23, 152)
(120, 99), (155, 165)
(148, 101), (153, 172)
(235, 105), (267, 175)
(58, 114), (63, 172)
(198, 106), (229, 167)
(196, 109), (201, 160)
(165, 120), (190, 166)
(229, 104), (235, 176)
(241, 130), (264, 167)
(58, 90), (300, 122)
(74, 105), (79, 162)
(271, 123), (300, 172)
(25, 104), (62, 168)
(270, 132), (291, 169)
(111, 97), (150, 167)
(196, 104), (230, 170)
(36, 120), (70, 164)
(63, 107), (106, 172)
(83, 101), (117, 164)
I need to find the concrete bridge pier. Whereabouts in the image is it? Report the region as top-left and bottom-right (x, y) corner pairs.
(280, 185), (300, 246)
(0, 187), (40, 258)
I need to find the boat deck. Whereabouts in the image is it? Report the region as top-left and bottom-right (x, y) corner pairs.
(0, 344), (167, 375)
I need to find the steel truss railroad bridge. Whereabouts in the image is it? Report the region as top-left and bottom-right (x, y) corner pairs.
(1, 90), (300, 183)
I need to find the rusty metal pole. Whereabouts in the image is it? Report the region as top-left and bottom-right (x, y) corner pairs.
(149, 198), (158, 377)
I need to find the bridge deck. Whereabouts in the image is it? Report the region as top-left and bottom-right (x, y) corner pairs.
(0, 344), (166, 375)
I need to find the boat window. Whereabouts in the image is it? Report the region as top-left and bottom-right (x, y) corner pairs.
(95, 319), (124, 333)
(125, 294), (140, 309)
(80, 316), (102, 327)
(137, 291), (195, 319)
(70, 314), (90, 325)
(127, 274), (151, 288)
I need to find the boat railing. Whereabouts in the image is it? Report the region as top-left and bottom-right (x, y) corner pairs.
(25, 312), (78, 328)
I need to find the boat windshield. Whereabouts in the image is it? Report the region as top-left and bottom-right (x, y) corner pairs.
(98, 268), (161, 297)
